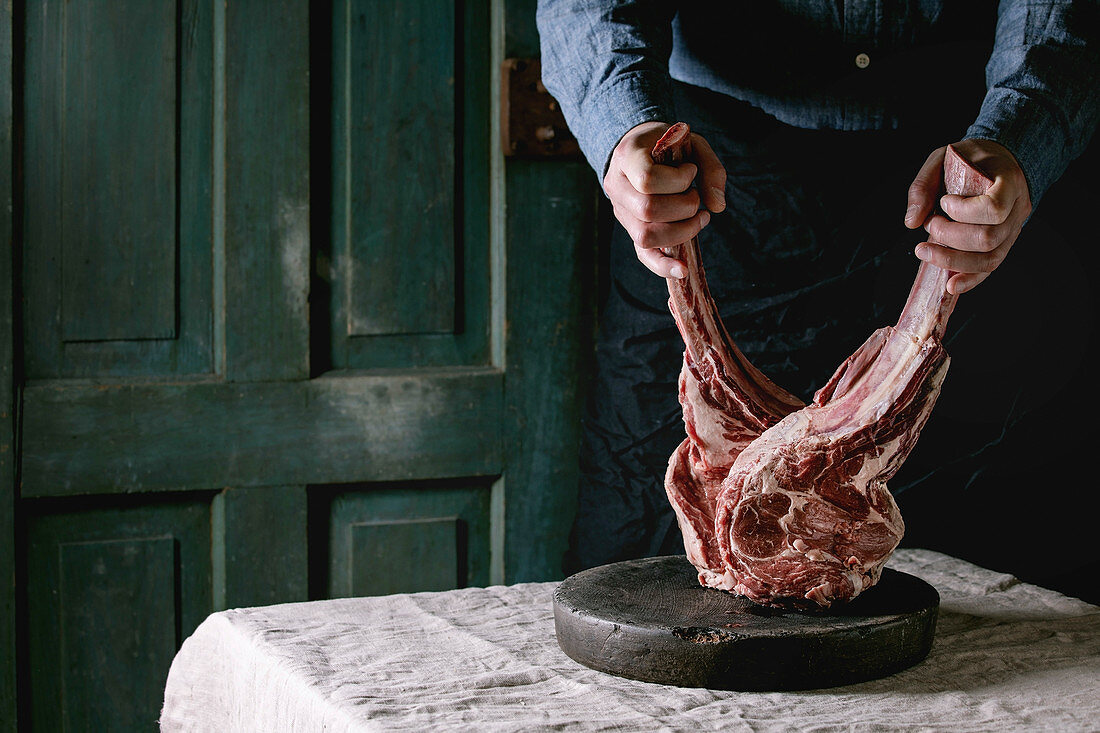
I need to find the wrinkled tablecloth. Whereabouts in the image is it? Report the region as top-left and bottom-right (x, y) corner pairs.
(160, 549), (1099, 732)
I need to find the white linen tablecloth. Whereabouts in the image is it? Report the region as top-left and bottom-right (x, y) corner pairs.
(160, 549), (1099, 732)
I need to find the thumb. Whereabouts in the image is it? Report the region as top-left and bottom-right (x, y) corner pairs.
(690, 133), (727, 213)
(905, 147), (946, 228)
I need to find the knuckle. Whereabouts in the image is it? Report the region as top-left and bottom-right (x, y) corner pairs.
(635, 196), (659, 223)
(636, 226), (662, 249)
(634, 168), (657, 194)
(976, 228), (998, 252)
(988, 202), (1010, 224)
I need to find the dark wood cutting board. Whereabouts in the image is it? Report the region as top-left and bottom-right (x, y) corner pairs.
(553, 555), (938, 690)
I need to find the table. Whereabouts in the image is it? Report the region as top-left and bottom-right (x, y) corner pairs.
(160, 549), (1099, 732)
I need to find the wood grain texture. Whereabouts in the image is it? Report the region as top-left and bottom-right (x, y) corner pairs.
(22, 0), (214, 378)
(348, 518), (459, 596)
(60, 0), (177, 343)
(554, 556), (939, 690)
(223, 0), (310, 381)
(329, 0), (491, 368)
(502, 161), (597, 583)
(21, 368), (503, 497)
(212, 485), (308, 610)
(25, 497), (212, 731)
(58, 537), (178, 730)
(325, 481), (491, 598)
(347, 0), (455, 336)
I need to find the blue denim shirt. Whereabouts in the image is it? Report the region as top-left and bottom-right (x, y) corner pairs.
(537, 0), (1100, 205)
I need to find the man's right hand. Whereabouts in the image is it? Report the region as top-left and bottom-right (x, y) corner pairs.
(603, 121), (727, 278)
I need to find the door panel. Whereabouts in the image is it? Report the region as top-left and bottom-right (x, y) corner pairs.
(22, 0), (214, 378)
(59, 0), (177, 342)
(346, 0), (456, 337)
(328, 0), (491, 369)
(321, 480), (493, 598)
(56, 538), (178, 729)
(25, 496), (214, 732)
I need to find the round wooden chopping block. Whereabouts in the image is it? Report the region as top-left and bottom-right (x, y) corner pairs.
(554, 556), (938, 691)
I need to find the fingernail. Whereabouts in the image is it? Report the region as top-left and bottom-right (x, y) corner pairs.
(914, 245), (929, 259)
(905, 204), (918, 224)
(711, 187), (726, 210)
(670, 265), (685, 279)
(701, 211), (711, 226)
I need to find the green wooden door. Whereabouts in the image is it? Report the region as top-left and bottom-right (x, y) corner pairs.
(1, 0), (596, 729)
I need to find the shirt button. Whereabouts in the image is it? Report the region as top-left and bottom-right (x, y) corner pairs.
(855, 52), (871, 69)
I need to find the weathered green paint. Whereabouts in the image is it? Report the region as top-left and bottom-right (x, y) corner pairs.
(25, 496), (213, 732)
(21, 368), (503, 497)
(347, 0), (455, 337)
(1, 2), (15, 728)
(330, 0), (492, 368)
(7, 2), (599, 728)
(503, 160), (597, 583)
(22, 0), (214, 379)
(58, 537), (178, 730)
(326, 482), (492, 598)
(223, 0), (310, 382)
(348, 518), (459, 596)
(212, 485), (309, 610)
(60, 0), (177, 343)
(500, 0), (599, 582)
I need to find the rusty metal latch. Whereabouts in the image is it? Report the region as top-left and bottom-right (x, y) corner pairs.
(501, 58), (580, 159)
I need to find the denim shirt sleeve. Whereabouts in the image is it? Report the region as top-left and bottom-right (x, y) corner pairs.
(536, 0), (677, 181)
(965, 0), (1100, 205)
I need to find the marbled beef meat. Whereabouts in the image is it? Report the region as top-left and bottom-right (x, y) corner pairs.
(655, 124), (990, 607)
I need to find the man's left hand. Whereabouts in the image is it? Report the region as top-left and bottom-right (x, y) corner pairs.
(904, 138), (1032, 295)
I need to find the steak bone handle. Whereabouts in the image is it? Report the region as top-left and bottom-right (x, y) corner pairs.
(944, 144), (994, 199)
(648, 122), (804, 436)
(651, 121), (694, 165)
(650, 123), (695, 259)
(648, 122), (721, 369)
(898, 145), (995, 341)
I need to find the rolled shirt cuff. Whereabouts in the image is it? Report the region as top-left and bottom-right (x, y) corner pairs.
(571, 70), (676, 186)
(965, 87), (1080, 208)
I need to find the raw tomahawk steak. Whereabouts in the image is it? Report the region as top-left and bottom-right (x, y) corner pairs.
(655, 123), (991, 607)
